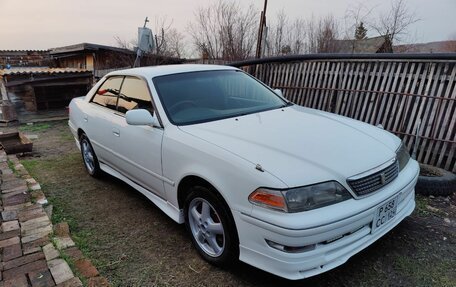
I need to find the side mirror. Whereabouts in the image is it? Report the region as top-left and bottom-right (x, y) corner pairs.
(126, 109), (159, 127)
(273, 89), (283, 97)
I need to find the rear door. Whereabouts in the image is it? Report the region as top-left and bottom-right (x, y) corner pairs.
(85, 76), (124, 167)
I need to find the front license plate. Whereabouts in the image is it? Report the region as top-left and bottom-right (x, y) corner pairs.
(371, 196), (398, 233)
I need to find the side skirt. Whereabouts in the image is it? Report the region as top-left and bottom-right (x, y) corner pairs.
(99, 162), (185, 224)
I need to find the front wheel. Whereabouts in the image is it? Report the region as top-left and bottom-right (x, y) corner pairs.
(80, 134), (101, 177)
(184, 186), (239, 267)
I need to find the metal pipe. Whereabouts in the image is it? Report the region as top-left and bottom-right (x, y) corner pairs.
(228, 53), (456, 67)
(274, 86), (456, 101)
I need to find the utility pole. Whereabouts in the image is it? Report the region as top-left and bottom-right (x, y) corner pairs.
(255, 0), (268, 59)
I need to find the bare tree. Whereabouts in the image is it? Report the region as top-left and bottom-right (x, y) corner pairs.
(188, 0), (258, 60)
(305, 15), (340, 53)
(342, 2), (375, 40)
(153, 16), (186, 58)
(371, 0), (419, 44)
(267, 9), (288, 55)
(114, 36), (136, 51)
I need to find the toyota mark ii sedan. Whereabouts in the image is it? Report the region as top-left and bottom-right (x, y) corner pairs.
(68, 64), (419, 280)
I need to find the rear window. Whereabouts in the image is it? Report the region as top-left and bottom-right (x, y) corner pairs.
(91, 76), (123, 110)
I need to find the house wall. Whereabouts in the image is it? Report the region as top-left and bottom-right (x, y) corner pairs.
(56, 55), (89, 69)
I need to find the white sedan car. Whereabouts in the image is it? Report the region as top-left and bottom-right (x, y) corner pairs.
(68, 64), (419, 280)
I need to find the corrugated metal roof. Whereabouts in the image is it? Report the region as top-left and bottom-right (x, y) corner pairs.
(0, 50), (49, 52)
(332, 36), (390, 53)
(50, 43), (134, 55)
(0, 67), (90, 76)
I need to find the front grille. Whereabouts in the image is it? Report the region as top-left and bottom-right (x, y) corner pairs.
(347, 160), (399, 196)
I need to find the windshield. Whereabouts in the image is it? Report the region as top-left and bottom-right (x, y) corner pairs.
(153, 70), (287, 125)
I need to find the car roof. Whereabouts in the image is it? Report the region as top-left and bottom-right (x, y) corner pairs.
(106, 64), (238, 78)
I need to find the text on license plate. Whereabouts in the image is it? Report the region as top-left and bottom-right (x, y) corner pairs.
(371, 195), (398, 233)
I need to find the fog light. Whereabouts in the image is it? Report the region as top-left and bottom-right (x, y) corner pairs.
(265, 239), (316, 253)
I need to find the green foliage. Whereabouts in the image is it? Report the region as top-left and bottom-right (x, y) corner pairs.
(19, 123), (51, 132)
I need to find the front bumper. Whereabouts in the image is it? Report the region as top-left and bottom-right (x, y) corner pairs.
(235, 160), (419, 280)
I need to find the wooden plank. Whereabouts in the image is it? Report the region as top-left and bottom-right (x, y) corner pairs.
(353, 62), (373, 119)
(334, 61), (350, 114)
(358, 61), (380, 122)
(432, 63), (456, 166)
(301, 61), (315, 107)
(385, 62), (407, 131)
(422, 63), (448, 164)
(373, 61), (396, 126)
(402, 62), (429, 150)
(290, 63), (304, 103)
(308, 61), (321, 108)
(326, 62), (342, 112)
(348, 62), (365, 118)
(364, 61), (386, 124)
(411, 62), (437, 162)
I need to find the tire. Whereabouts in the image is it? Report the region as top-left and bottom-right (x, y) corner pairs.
(184, 186), (239, 267)
(79, 134), (102, 178)
(416, 165), (456, 196)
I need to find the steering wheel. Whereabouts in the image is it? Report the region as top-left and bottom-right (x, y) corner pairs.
(168, 101), (197, 114)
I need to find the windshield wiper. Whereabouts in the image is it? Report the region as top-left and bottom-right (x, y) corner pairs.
(281, 101), (294, 108)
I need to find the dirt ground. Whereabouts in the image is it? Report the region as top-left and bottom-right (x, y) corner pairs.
(4, 120), (455, 287)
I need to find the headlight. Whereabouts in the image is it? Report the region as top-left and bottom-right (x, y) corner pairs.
(249, 181), (352, 213)
(396, 142), (410, 171)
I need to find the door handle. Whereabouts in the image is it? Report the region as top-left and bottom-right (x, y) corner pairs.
(112, 128), (120, 137)
(83, 115), (88, 122)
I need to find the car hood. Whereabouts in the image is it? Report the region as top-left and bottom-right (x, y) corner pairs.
(179, 105), (400, 187)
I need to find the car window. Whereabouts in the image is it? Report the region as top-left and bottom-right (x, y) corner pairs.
(91, 76), (124, 110)
(153, 70), (286, 125)
(117, 77), (154, 114)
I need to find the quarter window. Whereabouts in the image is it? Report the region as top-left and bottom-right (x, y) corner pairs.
(91, 76), (123, 110)
(116, 77), (153, 114)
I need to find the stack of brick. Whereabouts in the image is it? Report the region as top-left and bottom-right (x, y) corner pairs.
(0, 150), (84, 286)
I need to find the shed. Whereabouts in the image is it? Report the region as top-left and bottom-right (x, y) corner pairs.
(50, 43), (135, 78)
(0, 68), (92, 123)
(50, 43), (184, 79)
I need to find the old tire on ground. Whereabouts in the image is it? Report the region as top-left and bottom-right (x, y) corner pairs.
(80, 133), (102, 178)
(416, 165), (456, 196)
(184, 186), (239, 267)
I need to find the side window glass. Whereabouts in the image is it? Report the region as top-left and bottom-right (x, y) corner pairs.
(117, 77), (154, 114)
(91, 77), (123, 110)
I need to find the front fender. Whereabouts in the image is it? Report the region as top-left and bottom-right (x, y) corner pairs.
(162, 126), (287, 217)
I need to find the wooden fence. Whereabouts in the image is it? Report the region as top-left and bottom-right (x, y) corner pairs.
(231, 54), (456, 172)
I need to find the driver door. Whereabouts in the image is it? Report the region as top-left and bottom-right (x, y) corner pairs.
(108, 77), (166, 198)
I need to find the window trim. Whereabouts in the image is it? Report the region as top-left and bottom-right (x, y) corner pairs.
(89, 76), (125, 111)
(90, 74), (164, 129)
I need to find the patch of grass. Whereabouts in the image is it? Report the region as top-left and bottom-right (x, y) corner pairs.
(19, 123), (51, 132)
(414, 195), (430, 217)
(60, 131), (74, 142)
(395, 255), (455, 287)
(21, 159), (39, 172)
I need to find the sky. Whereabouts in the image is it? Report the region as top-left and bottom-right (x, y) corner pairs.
(0, 0), (455, 52)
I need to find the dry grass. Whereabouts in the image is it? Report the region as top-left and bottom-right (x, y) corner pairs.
(16, 120), (456, 287)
